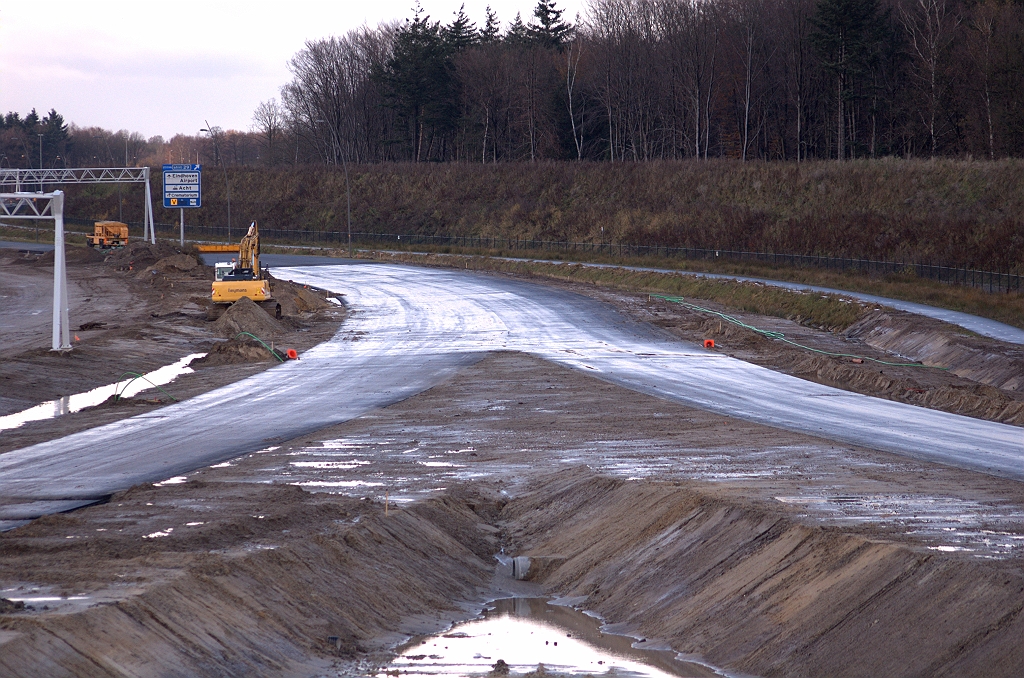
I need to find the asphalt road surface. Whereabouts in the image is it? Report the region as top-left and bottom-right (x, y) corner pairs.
(2, 262), (1022, 529)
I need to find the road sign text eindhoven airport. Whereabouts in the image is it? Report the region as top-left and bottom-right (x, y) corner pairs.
(162, 164), (201, 208)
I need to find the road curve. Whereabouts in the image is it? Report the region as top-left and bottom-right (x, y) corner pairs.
(1, 263), (1021, 527)
(417, 252), (1024, 345)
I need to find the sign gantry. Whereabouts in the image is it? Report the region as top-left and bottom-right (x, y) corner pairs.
(0, 167), (156, 244)
(0, 191), (70, 351)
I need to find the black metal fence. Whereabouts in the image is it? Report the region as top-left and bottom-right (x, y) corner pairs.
(58, 218), (1024, 295)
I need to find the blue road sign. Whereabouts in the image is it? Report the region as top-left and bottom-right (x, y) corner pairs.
(162, 164), (201, 208)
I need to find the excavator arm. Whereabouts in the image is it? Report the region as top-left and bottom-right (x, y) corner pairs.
(237, 222), (261, 277)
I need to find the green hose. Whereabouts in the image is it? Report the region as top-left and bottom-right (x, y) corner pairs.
(113, 372), (180, 402)
(113, 333), (282, 404)
(651, 294), (948, 369)
(234, 331), (285, 362)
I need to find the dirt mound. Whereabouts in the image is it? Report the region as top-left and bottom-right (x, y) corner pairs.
(34, 246), (105, 266)
(151, 253), (199, 273)
(103, 241), (183, 270)
(211, 296), (283, 340)
(190, 339), (285, 366)
(269, 276), (333, 316)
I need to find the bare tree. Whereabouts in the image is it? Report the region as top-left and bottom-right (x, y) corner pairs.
(899, 0), (961, 156)
(282, 25), (397, 164)
(965, 0), (998, 159)
(727, 0), (776, 160)
(681, 0), (721, 159)
(253, 99), (284, 165)
(565, 27), (585, 160)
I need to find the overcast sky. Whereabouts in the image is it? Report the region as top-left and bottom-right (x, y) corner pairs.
(1, 0), (586, 140)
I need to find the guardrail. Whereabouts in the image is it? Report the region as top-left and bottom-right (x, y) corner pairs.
(10, 218), (1022, 295)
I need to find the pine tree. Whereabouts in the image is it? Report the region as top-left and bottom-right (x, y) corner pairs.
(481, 6), (501, 44)
(505, 12), (529, 45)
(811, 0), (886, 159)
(527, 0), (572, 50)
(41, 109), (70, 167)
(380, 4), (459, 160)
(443, 4), (479, 52)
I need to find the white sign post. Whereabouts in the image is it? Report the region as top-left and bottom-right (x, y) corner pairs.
(162, 164), (201, 247)
(50, 191), (69, 351)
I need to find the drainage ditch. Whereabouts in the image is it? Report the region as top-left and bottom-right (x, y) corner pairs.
(390, 597), (725, 677)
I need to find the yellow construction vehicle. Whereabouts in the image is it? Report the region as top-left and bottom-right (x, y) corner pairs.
(87, 221), (128, 248)
(211, 221), (278, 315)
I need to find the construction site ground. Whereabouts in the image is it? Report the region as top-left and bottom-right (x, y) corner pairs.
(0, 242), (344, 454)
(1, 245), (1022, 677)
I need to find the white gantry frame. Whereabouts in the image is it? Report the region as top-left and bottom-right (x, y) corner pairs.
(1, 191), (71, 351)
(0, 167), (156, 244)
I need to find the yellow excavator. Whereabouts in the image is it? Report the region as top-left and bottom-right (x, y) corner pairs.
(210, 221), (280, 316)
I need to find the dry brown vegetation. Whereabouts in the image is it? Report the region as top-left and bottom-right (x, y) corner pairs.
(61, 160), (1024, 273)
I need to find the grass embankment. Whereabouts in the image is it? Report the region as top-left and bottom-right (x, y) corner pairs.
(65, 159), (1024, 272)
(0, 223), (87, 246)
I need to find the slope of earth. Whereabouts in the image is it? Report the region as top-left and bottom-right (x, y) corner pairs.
(0, 243), (344, 454)
(612, 289), (1024, 425)
(1, 353), (1021, 677)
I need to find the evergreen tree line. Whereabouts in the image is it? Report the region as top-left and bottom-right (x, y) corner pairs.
(269, 0), (1024, 163)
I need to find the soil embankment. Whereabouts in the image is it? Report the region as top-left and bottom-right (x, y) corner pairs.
(632, 291), (1024, 425)
(506, 472), (1024, 678)
(847, 308), (1024, 391)
(0, 484), (501, 677)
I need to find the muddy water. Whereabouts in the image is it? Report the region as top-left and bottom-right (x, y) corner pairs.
(0, 353), (204, 433)
(390, 598), (724, 678)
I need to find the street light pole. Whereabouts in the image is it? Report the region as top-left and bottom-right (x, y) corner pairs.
(201, 121), (231, 241)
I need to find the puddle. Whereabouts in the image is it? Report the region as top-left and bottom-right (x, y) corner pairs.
(389, 598), (722, 677)
(290, 460), (371, 469)
(0, 353), (204, 432)
(291, 480), (384, 488)
(153, 476), (188, 486)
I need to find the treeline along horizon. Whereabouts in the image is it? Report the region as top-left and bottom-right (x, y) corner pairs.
(276, 0), (1024, 164)
(3, 0), (1023, 169)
